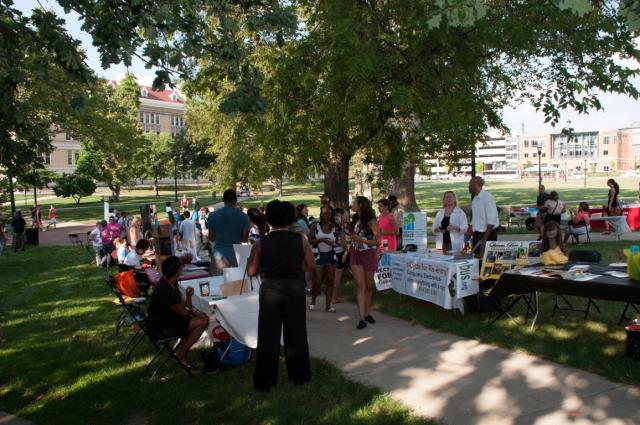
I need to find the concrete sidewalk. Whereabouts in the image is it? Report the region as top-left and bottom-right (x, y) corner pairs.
(0, 412), (33, 425)
(306, 299), (640, 425)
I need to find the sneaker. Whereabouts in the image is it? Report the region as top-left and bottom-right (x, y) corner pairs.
(308, 304), (315, 311)
(304, 287), (312, 296)
(356, 320), (367, 330)
(365, 315), (376, 324)
(325, 305), (336, 313)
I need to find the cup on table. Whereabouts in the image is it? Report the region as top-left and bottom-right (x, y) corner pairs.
(199, 281), (210, 297)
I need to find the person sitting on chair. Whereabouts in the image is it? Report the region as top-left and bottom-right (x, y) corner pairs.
(147, 256), (209, 368)
(564, 202), (591, 244)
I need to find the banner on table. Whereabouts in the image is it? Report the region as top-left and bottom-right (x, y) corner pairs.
(404, 258), (453, 308)
(380, 253), (479, 310)
(480, 240), (541, 281)
(402, 212), (427, 250)
(374, 254), (393, 291)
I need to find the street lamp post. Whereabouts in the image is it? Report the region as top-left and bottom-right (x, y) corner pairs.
(537, 146), (542, 187)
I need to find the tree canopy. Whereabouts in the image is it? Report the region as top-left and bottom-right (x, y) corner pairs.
(0, 1), (94, 213)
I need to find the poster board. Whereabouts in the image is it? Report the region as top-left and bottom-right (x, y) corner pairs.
(374, 254), (393, 291)
(480, 240), (541, 280)
(402, 212), (428, 250)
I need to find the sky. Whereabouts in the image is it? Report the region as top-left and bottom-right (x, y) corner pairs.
(16, 0), (640, 135)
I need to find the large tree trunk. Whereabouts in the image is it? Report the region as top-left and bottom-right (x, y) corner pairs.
(354, 165), (363, 196)
(389, 162), (419, 211)
(33, 184), (37, 207)
(154, 174), (159, 197)
(324, 150), (351, 210)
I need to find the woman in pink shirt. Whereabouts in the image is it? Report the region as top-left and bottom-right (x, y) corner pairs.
(377, 198), (397, 253)
(565, 202), (591, 243)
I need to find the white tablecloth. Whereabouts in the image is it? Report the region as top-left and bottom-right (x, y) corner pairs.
(178, 277), (259, 348)
(377, 253), (479, 313)
(589, 216), (631, 239)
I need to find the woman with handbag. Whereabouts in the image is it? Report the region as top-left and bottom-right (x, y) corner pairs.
(604, 178), (621, 234)
(247, 200), (316, 392)
(541, 191), (564, 227)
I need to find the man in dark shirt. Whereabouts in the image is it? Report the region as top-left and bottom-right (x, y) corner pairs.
(536, 185), (550, 207)
(147, 256), (208, 367)
(11, 211), (26, 253)
(534, 185), (550, 237)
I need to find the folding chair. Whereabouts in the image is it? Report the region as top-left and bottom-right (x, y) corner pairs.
(68, 233), (84, 247)
(567, 221), (591, 245)
(106, 276), (192, 378)
(552, 250), (601, 320)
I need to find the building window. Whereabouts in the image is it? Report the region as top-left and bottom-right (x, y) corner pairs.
(155, 113), (160, 125)
(533, 153), (537, 158)
(603, 150), (608, 155)
(604, 165), (610, 171)
(531, 141), (538, 147)
(542, 153), (546, 158)
(524, 153), (529, 158)
(43, 153), (50, 165)
(524, 140), (529, 148)
(139, 112), (144, 123)
(603, 136), (609, 145)
(65, 132), (74, 141)
(74, 151), (79, 164)
(67, 149), (73, 165)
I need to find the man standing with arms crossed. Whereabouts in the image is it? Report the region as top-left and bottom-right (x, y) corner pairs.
(208, 189), (250, 275)
(466, 176), (499, 258)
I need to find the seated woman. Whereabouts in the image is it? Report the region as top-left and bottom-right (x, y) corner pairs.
(115, 237), (129, 265)
(564, 202), (591, 244)
(540, 221), (568, 265)
(124, 239), (152, 292)
(147, 256), (209, 367)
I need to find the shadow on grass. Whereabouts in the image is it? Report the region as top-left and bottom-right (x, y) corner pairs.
(0, 247), (433, 425)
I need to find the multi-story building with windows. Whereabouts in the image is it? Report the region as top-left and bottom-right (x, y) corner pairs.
(46, 81), (185, 173)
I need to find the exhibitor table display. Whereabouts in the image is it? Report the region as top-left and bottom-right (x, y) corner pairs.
(178, 275), (259, 348)
(375, 251), (479, 312)
(491, 263), (640, 329)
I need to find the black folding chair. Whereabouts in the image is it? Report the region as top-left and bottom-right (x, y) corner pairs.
(552, 250), (601, 320)
(106, 276), (192, 378)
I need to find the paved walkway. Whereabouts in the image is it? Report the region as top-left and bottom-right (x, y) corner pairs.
(0, 412), (33, 425)
(306, 298), (640, 425)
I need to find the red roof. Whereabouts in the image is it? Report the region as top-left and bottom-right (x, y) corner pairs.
(107, 80), (184, 104)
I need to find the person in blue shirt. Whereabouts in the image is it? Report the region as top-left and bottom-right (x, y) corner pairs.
(207, 189), (250, 275)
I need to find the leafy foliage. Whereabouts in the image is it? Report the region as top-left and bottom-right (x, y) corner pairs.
(0, 1), (94, 212)
(52, 173), (96, 204)
(72, 74), (146, 198)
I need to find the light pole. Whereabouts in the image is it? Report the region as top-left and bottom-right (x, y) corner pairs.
(537, 146), (542, 187)
(584, 158), (587, 188)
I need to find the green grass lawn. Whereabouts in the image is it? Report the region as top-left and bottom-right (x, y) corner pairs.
(4, 174), (639, 225)
(0, 247), (433, 425)
(340, 241), (640, 387)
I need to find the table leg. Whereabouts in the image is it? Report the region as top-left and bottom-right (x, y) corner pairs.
(529, 291), (539, 332)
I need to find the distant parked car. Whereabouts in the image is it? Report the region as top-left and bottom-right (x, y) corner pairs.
(238, 187), (251, 197)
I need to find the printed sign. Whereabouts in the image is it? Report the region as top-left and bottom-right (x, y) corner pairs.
(480, 240), (541, 280)
(374, 254), (393, 291)
(382, 253), (479, 311)
(402, 212), (428, 250)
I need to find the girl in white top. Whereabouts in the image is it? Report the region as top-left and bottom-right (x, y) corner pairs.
(432, 191), (469, 253)
(309, 206), (338, 312)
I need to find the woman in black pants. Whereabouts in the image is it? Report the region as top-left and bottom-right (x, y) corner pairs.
(247, 200), (316, 392)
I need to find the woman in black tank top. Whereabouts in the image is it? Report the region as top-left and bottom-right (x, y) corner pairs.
(247, 200), (316, 392)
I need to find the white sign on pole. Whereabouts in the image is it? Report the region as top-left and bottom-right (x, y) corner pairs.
(402, 211), (427, 250)
(103, 202), (110, 221)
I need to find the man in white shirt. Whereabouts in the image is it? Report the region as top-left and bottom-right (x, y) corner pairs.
(466, 176), (499, 257)
(179, 210), (197, 250)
